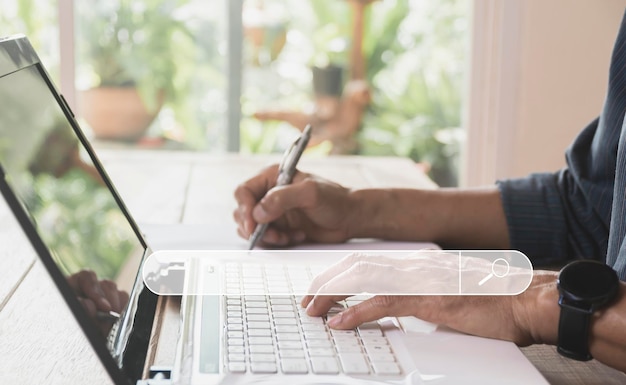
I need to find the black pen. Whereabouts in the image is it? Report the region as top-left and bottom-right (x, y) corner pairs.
(248, 124), (313, 250)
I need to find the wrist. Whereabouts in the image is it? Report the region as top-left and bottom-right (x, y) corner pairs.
(346, 189), (394, 239)
(514, 271), (559, 346)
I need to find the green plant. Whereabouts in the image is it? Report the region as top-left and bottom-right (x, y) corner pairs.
(77, 0), (195, 111)
(360, 0), (467, 186)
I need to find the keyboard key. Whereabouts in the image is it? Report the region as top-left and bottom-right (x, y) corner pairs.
(333, 335), (360, 344)
(247, 329), (272, 337)
(227, 338), (244, 346)
(300, 315), (324, 324)
(247, 314), (270, 322)
(371, 361), (401, 375)
(339, 353), (370, 374)
(303, 331), (329, 339)
(280, 358), (308, 374)
(279, 350), (305, 358)
(276, 333), (301, 341)
(274, 318), (298, 326)
(251, 363), (277, 373)
(250, 354), (276, 362)
(228, 345), (245, 353)
(227, 324), (243, 331)
(368, 353), (396, 363)
(275, 325), (300, 333)
(227, 331), (244, 339)
(302, 323), (326, 332)
(271, 305), (294, 311)
(249, 345), (275, 354)
(248, 321), (271, 329)
(273, 311), (296, 318)
(358, 323), (383, 337)
(228, 353), (246, 362)
(278, 340), (304, 350)
(330, 329), (355, 337)
(246, 308), (268, 315)
(335, 344), (362, 353)
(306, 339), (332, 348)
(361, 336), (388, 346)
(245, 295), (266, 301)
(228, 362), (246, 373)
(364, 345), (392, 354)
(248, 337), (273, 345)
(246, 302), (268, 308)
(270, 298), (293, 305)
(307, 347), (335, 356)
(310, 357), (340, 374)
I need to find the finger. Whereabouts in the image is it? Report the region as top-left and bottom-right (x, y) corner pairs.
(305, 295), (350, 317)
(308, 253), (400, 295)
(99, 280), (121, 312)
(233, 209), (250, 238)
(119, 290), (130, 310)
(252, 178), (320, 224)
(234, 165), (280, 233)
(78, 297), (97, 319)
(327, 296), (414, 329)
(260, 227), (290, 247)
(307, 253), (366, 295)
(76, 271), (111, 311)
(301, 294), (314, 308)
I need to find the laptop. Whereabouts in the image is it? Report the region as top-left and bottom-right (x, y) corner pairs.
(0, 35), (549, 385)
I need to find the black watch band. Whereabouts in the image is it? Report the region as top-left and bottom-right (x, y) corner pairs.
(557, 299), (593, 361)
(556, 260), (620, 362)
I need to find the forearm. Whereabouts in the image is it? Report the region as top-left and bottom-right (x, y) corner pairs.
(525, 277), (626, 372)
(589, 284), (626, 371)
(348, 187), (510, 249)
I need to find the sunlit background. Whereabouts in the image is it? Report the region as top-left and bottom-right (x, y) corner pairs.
(1, 0), (469, 187)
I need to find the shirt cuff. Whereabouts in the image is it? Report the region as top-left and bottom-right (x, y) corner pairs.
(497, 173), (569, 267)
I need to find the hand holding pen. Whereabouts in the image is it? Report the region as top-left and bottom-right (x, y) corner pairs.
(248, 124), (313, 249)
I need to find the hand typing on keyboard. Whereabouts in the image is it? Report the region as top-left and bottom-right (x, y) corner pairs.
(302, 252), (556, 348)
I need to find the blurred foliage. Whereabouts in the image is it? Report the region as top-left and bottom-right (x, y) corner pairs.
(362, 0), (467, 186)
(0, 0), (59, 80)
(240, 0), (467, 186)
(24, 169), (136, 279)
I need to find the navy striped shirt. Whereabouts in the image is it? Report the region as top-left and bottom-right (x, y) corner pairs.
(498, 9), (626, 280)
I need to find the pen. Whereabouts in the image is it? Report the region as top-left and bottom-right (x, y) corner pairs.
(96, 310), (121, 322)
(248, 124), (313, 250)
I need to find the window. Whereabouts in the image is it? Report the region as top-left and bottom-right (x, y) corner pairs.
(2, 0), (468, 186)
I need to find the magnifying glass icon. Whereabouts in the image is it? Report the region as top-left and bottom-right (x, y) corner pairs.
(478, 258), (510, 286)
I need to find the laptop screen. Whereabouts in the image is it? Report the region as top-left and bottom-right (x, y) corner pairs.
(0, 37), (158, 384)
(0, 64), (144, 292)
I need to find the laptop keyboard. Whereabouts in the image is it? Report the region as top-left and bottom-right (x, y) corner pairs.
(222, 263), (402, 376)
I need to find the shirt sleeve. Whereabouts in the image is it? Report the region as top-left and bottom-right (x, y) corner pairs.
(497, 118), (613, 267)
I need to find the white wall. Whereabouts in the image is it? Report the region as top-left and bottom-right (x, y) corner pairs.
(463, 0), (626, 186)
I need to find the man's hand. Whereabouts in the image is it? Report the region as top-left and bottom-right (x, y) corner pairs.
(301, 254), (559, 347)
(67, 270), (129, 333)
(233, 164), (357, 247)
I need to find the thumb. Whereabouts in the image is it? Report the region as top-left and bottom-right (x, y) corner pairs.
(252, 179), (317, 223)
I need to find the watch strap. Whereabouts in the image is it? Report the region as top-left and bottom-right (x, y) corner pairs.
(557, 299), (593, 361)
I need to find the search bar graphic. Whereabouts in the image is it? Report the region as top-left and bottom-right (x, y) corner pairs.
(142, 250), (533, 296)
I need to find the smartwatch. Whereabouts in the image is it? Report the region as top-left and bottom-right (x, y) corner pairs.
(557, 260), (619, 361)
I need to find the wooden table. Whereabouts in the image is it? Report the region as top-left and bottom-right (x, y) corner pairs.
(0, 149), (623, 384)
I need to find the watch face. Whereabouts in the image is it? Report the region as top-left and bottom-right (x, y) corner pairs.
(558, 260), (619, 302)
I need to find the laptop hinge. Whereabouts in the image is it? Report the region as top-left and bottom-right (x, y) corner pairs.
(136, 366), (172, 385)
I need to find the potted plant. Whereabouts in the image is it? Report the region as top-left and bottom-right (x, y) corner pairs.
(76, 0), (195, 141)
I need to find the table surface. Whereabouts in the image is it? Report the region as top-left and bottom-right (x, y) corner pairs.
(0, 149), (623, 384)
